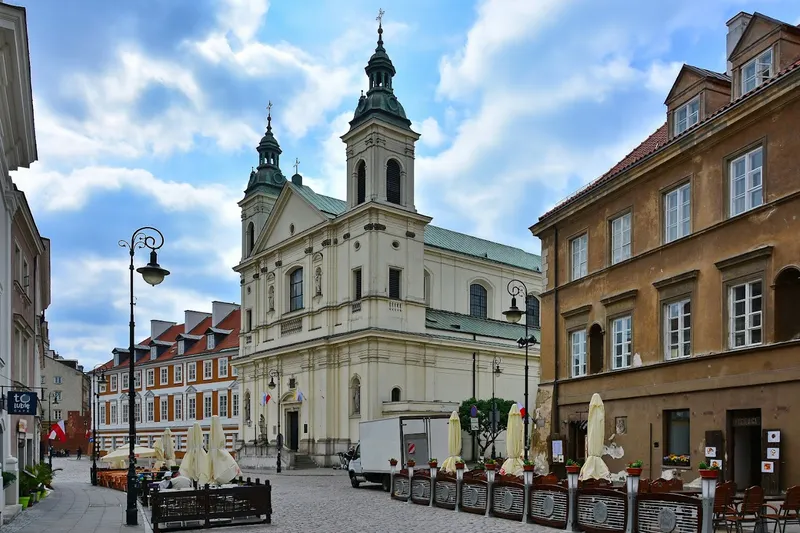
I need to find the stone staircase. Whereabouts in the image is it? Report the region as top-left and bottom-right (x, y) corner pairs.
(293, 454), (318, 470)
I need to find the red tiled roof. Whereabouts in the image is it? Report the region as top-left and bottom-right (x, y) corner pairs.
(537, 57), (800, 223)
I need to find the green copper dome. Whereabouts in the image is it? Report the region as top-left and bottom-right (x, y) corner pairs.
(350, 24), (411, 130)
(245, 109), (286, 195)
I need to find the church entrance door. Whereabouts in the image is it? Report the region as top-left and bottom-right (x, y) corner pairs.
(287, 411), (299, 452)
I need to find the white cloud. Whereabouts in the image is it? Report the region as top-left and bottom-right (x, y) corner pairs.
(301, 112), (351, 202)
(645, 61), (683, 94)
(418, 117), (446, 148)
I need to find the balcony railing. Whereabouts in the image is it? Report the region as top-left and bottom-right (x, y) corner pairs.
(280, 318), (302, 336)
(389, 301), (402, 312)
(352, 301), (362, 313)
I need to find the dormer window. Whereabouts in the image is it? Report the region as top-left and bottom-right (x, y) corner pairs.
(674, 97), (700, 136)
(206, 333), (215, 350)
(150, 346), (158, 360)
(177, 340), (185, 355)
(742, 49), (772, 94)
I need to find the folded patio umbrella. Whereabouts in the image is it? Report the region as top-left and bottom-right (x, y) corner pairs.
(162, 427), (176, 469)
(500, 404), (524, 477)
(208, 415), (241, 484)
(180, 422), (209, 485)
(440, 411), (466, 473)
(100, 445), (157, 462)
(579, 393), (611, 481)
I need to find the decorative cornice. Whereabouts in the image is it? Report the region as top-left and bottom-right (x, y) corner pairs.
(714, 245), (774, 271)
(561, 304), (592, 319)
(653, 269), (699, 290)
(600, 289), (638, 307)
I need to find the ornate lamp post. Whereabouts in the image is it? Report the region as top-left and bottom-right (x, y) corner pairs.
(119, 227), (170, 526)
(46, 391), (59, 469)
(502, 279), (538, 462)
(91, 365), (107, 486)
(490, 357), (502, 460)
(267, 369), (282, 473)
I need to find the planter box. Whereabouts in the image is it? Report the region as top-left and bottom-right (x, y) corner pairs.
(626, 468), (643, 476)
(698, 469), (719, 479)
(566, 465), (581, 474)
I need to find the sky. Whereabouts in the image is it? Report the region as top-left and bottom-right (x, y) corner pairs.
(11, 0), (800, 371)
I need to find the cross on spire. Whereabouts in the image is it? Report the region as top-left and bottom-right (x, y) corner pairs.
(294, 157), (300, 175)
(376, 8), (385, 45)
(266, 100), (273, 132)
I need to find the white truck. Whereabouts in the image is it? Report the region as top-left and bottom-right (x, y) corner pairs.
(347, 415), (451, 491)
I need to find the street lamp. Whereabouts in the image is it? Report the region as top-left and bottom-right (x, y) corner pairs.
(502, 279), (537, 462)
(118, 227), (169, 526)
(490, 357), (502, 461)
(267, 369), (282, 473)
(46, 391), (59, 470)
(91, 365), (107, 486)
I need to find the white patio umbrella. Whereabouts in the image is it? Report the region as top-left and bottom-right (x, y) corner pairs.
(500, 404), (524, 477)
(162, 428), (176, 468)
(100, 445), (157, 462)
(208, 415), (241, 484)
(579, 393), (611, 481)
(180, 422), (210, 485)
(153, 437), (165, 470)
(440, 411), (466, 474)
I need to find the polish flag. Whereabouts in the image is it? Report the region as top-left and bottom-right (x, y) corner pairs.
(517, 402), (526, 419)
(48, 421), (67, 443)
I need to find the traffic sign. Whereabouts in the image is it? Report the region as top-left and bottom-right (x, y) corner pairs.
(470, 417), (479, 431)
(408, 442), (416, 455)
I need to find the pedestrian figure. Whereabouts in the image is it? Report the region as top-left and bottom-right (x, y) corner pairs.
(77, 447), (83, 460)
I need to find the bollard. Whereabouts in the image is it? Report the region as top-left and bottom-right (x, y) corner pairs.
(406, 463), (415, 504)
(429, 464), (438, 507)
(625, 472), (640, 533)
(455, 463), (465, 513)
(485, 467), (496, 517)
(566, 469), (580, 531)
(389, 460), (397, 498)
(700, 472), (717, 533)
(523, 468), (534, 523)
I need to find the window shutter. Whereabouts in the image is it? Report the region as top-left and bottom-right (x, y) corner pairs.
(386, 160), (401, 204)
(354, 269), (362, 300)
(389, 269), (401, 299)
(357, 162), (366, 204)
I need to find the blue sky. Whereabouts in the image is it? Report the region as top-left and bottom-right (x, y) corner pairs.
(12, 0), (800, 370)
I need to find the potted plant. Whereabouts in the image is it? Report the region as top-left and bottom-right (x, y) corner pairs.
(626, 460), (643, 476)
(407, 459), (416, 468)
(454, 457), (465, 469)
(523, 459), (535, 472)
(566, 459), (581, 474)
(18, 494), (30, 509)
(389, 458), (398, 467)
(2, 471), (16, 490)
(698, 461), (720, 479)
(663, 454), (691, 467)
(428, 458), (438, 469)
(19, 473), (36, 508)
(484, 459), (497, 471)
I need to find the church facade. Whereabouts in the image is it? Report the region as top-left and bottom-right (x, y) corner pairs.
(232, 24), (542, 467)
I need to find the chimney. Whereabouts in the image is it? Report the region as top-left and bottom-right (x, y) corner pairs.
(212, 301), (240, 328)
(151, 319), (176, 341)
(291, 173), (302, 186)
(726, 12), (752, 76)
(184, 310), (211, 334)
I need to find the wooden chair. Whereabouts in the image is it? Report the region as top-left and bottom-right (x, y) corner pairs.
(650, 478), (671, 493)
(666, 478), (684, 491)
(725, 485), (765, 533)
(762, 485), (800, 533)
(638, 478), (650, 493)
(712, 483), (736, 531)
(536, 473), (558, 485)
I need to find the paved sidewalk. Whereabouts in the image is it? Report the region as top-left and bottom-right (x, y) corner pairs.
(0, 482), (147, 533)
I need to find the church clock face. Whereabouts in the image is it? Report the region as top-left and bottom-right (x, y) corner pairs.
(387, 98), (399, 111)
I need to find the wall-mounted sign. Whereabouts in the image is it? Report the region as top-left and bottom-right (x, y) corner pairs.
(732, 416), (761, 427)
(767, 448), (780, 460)
(767, 431), (780, 443)
(7, 392), (38, 416)
(17, 419), (27, 433)
(705, 447), (717, 458)
(761, 461), (774, 473)
(710, 459), (722, 469)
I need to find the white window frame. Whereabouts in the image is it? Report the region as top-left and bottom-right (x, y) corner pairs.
(188, 363), (197, 382)
(571, 329), (587, 377)
(218, 358), (228, 379)
(741, 48), (773, 94)
(174, 396), (183, 421)
(100, 383), (107, 393)
(232, 392), (239, 417)
(53, 376), (62, 385)
(110, 403), (118, 425)
(174, 364), (182, 384)
(730, 147), (763, 217)
(135, 401), (141, 423)
(206, 334), (215, 350)
(187, 396), (196, 420)
(122, 373), (129, 391)
(570, 234), (588, 280)
(232, 364), (238, 377)
(177, 340), (185, 355)
(54, 391), (62, 402)
(729, 280), (763, 348)
(99, 405), (106, 424)
(146, 398), (154, 422)
(219, 394), (228, 418)
(611, 315), (632, 369)
(122, 403), (129, 423)
(146, 369), (155, 387)
(134, 371), (141, 389)
(204, 395), (212, 418)
(160, 367), (168, 385)
(664, 299), (691, 360)
(665, 183), (691, 243)
(204, 360), (213, 380)
(610, 213), (631, 265)
(110, 375), (118, 391)
(160, 397), (168, 421)
(674, 96), (700, 136)
(150, 346), (157, 359)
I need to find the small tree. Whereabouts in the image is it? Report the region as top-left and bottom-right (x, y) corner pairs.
(458, 397), (515, 457)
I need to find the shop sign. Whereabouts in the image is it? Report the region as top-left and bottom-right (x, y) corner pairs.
(732, 416), (760, 427)
(7, 391), (38, 416)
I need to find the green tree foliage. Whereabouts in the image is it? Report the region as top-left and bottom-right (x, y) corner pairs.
(458, 397), (515, 456)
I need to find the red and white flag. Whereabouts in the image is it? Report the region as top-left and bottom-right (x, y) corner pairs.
(48, 420), (67, 443)
(517, 402), (526, 418)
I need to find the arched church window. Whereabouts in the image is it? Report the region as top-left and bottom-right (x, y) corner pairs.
(351, 376), (361, 416)
(386, 159), (401, 205)
(469, 283), (488, 319)
(356, 161), (366, 205)
(526, 295), (540, 329)
(391, 387), (401, 402)
(247, 222), (255, 255)
(289, 268), (304, 312)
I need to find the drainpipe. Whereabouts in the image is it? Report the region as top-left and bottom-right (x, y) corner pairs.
(471, 348), (476, 460)
(551, 228), (560, 446)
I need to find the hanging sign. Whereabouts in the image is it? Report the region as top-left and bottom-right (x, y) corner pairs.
(470, 417), (479, 431)
(7, 391), (38, 416)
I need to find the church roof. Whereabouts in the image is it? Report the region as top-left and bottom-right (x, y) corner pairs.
(425, 308), (541, 343)
(287, 183), (541, 272)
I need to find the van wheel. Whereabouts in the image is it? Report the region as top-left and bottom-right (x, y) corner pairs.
(381, 476), (390, 492)
(350, 474), (360, 488)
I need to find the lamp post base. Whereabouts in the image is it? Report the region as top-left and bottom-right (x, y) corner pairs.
(125, 507), (138, 526)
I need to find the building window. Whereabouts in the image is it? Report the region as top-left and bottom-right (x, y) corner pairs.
(664, 409), (691, 463)
(219, 394), (228, 418)
(122, 403), (129, 423)
(53, 376), (62, 385)
(135, 402), (141, 423)
(610, 213), (631, 265)
(204, 360), (213, 380)
(175, 396), (183, 420)
(742, 48), (772, 94)
(110, 404), (118, 424)
(232, 365), (238, 377)
(246, 221), (255, 256)
(54, 391), (62, 402)
(134, 371), (141, 388)
(146, 398), (154, 422)
(160, 367), (168, 385)
(611, 315), (632, 369)
(391, 387), (401, 402)
(469, 283), (488, 319)
(122, 373), (129, 390)
(423, 270), (431, 307)
(665, 183), (691, 243)
(674, 97), (700, 135)
(157, 397), (166, 421)
(54, 409), (62, 421)
(571, 234), (588, 280)
(207, 334), (215, 350)
(218, 358), (228, 378)
(174, 364), (182, 384)
(41, 376), (45, 385)
(353, 268), (362, 300)
(22, 260), (29, 295)
(146, 369), (155, 387)
(664, 299), (691, 359)
(351, 376), (361, 416)
(386, 159), (401, 205)
(356, 160), (366, 205)
(571, 330), (587, 377)
(729, 280), (763, 348)
(246, 310), (252, 332)
(388, 268), (402, 299)
(775, 267), (800, 342)
(730, 147), (763, 216)
(188, 397), (196, 420)
(188, 363), (197, 382)
(232, 392), (239, 417)
(289, 268), (304, 311)
(177, 340), (185, 355)
(13, 245), (20, 282)
(110, 375), (118, 391)
(526, 295), (540, 329)
(150, 346), (158, 359)
(204, 395), (212, 418)
(100, 383), (106, 393)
